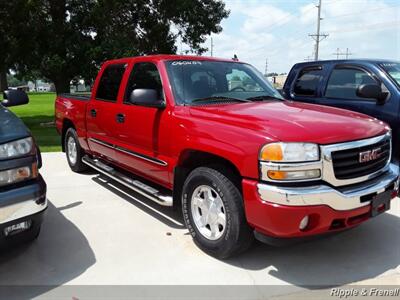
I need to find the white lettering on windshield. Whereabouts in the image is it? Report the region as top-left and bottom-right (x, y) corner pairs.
(171, 61), (202, 66)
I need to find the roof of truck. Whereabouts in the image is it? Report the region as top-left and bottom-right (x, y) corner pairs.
(294, 58), (399, 67)
(105, 54), (240, 65)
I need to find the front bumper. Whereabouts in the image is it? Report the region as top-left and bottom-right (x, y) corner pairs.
(243, 164), (399, 240)
(0, 175), (47, 244)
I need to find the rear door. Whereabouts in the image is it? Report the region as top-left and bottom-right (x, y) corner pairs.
(86, 63), (128, 162)
(112, 61), (172, 186)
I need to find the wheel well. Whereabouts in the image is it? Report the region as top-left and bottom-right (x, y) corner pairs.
(61, 119), (75, 152)
(173, 150), (243, 210)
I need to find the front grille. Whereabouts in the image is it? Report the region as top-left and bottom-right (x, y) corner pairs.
(331, 138), (391, 180)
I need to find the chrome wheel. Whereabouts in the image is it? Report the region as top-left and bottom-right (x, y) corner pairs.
(67, 136), (78, 165)
(191, 185), (226, 240)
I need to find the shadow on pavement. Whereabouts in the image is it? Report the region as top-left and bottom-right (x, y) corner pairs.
(0, 201), (96, 299)
(92, 175), (185, 229)
(227, 210), (400, 287)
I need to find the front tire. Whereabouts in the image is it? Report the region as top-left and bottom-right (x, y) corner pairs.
(65, 128), (88, 173)
(182, 167), (253, 259)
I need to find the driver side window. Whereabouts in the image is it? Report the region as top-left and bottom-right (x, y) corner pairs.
(325, 67), (378, 100)
(124, 62), (163, 103)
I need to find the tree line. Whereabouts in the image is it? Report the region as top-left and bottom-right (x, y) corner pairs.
(0, 0), (229, 93)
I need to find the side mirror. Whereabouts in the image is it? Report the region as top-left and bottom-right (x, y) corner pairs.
(1, 90), (29, 107)
(356, 84), (386, 104)
(129, 89), (165, 108)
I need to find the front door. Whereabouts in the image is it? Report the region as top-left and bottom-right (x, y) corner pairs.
(113, 61), (171, 186)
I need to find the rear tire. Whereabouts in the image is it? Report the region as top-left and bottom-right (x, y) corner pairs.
(182, 167), (253, 259)
(65, 128), (88, 173)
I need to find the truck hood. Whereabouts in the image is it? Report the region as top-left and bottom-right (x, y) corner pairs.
(0, 106), (31, 144)
(188, 100), (388, 144)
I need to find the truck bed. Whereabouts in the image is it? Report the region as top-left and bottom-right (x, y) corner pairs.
(58, 93), (91, 101)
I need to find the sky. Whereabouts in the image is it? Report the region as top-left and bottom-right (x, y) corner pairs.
(179, 0), (400, 74)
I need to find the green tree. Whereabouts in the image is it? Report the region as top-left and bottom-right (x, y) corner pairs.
(14, 0), (229, 93)
(0, 0), (32, 91)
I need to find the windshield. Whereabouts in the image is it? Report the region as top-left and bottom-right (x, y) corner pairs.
(380, 62), (400, 86)
(165, 60), (283, 105)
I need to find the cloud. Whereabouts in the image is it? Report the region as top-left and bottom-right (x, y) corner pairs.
(178, 0), (400, 73)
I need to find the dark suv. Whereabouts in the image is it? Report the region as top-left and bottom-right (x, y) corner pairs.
(283, 59), (400, 162)
(0, 90), (47, 247)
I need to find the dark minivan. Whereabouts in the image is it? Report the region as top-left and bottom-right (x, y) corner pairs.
(0, 90), (47, 247)
(283, 59), (400, 161)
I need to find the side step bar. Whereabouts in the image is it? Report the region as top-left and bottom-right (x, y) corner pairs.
(82, 155), (173, 207)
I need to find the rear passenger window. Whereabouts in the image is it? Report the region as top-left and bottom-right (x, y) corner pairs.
(293, 67), (323, 96)
(325, 67), (378, 100)
(96, 64), (127, 102)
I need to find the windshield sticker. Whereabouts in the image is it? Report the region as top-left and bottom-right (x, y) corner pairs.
(171, 61), (202, 66)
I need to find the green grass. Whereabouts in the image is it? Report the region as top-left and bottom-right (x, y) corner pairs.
(6, 93), (61, 152)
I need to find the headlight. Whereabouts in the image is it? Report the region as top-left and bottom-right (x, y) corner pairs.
(0, 163), (38, 187)
(0, 137), (35, 159)
(260, 142), (319, 162)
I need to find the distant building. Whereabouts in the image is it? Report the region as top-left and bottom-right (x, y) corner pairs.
(267, 74), (287, 89)
(27, 80), (52, 92)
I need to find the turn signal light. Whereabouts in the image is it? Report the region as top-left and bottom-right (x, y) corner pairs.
(267, 170), (287, 180)
(260, 144), (283, 161)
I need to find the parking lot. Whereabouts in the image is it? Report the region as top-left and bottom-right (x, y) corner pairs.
(0, 153), (399, 298)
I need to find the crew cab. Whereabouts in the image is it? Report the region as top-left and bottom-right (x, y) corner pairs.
(0, 90), (47, 247)
(283, 59), (400, 161)
(55, 55), (399, 258)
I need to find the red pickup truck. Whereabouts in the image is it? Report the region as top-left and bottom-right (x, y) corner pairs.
(55, 55), (399, 258)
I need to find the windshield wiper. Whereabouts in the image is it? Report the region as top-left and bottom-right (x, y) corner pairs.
(246, 95), (283, 101)
(189, 96), (250, 104)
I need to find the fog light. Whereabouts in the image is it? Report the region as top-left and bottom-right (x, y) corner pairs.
(299, 215), (309, 231)
(4, 220), (32, 237)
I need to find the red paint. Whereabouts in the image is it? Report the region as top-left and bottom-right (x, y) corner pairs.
(242, 179), (389, 238)
(55, 55), (391, 238)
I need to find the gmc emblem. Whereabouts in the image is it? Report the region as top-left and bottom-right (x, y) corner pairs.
(359, 147), (382, 163)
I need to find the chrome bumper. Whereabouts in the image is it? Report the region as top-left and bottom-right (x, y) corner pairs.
(0, 177), (47, 224)
(257, 164), (399, 211)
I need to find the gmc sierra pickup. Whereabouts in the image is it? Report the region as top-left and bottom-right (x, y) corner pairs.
(0, 90), (47, 247)
(55, 55), (399, 258)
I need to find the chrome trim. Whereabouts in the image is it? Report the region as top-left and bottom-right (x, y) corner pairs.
(0, 197), (47, 224)
(259, 132), (392, 186)
(260, 161), (322, 182)
(115, 147), (168, 166)
(89, 138), (168, 166)
(320, 132), (391, 187)
(82, 156), (172, 206)
(89, 137), (114, 149)
(257, 163), (399, 211)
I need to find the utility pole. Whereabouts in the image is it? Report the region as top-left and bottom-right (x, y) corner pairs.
(264, 58), (268, 76)
(333, 48), (340, 60)
(309, 0), (328, 61)
(210, 37), (214, 57)
(304, 55), (314, 62)
(332, 48), (353, 59)
(345, 48), (352, 59)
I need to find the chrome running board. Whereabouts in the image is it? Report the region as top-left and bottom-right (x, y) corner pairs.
(82, 155), (173, 207)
